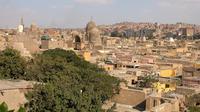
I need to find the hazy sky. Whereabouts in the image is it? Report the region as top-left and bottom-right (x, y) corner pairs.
(0, 0), (200, 28)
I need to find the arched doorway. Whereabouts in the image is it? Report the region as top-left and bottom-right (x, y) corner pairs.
(74, 35), (81, 50)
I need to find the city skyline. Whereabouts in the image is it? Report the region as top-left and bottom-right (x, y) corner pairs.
(0, 0), (200, 28)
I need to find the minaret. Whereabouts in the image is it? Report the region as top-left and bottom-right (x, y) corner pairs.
(20, 17), (24, 27)
(18, 17), (24, 33)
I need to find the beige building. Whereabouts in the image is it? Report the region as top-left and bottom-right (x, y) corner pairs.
(0, 80), (35, 111)
(179, 28), (194, 37)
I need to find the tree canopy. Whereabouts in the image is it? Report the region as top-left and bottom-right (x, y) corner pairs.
(0, 48), (120, 112)
(23, 48), (120, 112)
(0, 48), (26, 79)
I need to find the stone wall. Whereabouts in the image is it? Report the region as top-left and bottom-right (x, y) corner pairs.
(112, 89), (146, 106)
(0, 80), (35, 111)
(0, 89), (29, 111)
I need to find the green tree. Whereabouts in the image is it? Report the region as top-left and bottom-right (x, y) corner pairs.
(0, 102), (13, 112)
(17, 107), (26, 112)
(138, 75), (158, 88)
(25, 48), (120, 112)
(188, 106), (200, 112)
(0, 48), (26, 79)
(187, 93), (200, 112)
(0, 102), (25, 112)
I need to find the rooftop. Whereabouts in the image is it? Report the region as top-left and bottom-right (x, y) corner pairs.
(0, 80), (36, 91)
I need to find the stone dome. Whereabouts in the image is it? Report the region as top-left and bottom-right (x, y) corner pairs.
(85, 20), (102, 48)
(86, 21), (96, 32)
(88, 27), (100, 41)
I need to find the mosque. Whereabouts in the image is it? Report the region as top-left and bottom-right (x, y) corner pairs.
(72, 20), (102, 50)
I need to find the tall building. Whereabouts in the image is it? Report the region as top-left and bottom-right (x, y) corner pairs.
(17, 17), (24, 33)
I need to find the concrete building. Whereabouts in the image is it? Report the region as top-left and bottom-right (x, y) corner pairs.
(178, 28), (194, 37)
(0, 80), (35, 111)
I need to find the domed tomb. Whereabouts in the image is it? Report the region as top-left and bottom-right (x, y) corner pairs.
(86, 21), (96, 32)
(85, 20), (102, 47)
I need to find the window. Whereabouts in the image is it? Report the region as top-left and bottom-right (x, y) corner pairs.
(165, 84), (170, 88)
(132, 80), (136, 85)
(153, 100), (156, 107)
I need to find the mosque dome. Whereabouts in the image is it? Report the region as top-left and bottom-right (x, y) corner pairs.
(31, 23), (37, 26)
(86, 21), (96, 32)
(41, 35), (50, 40)
(89, 27), (100, 41)
(85, 20), (102, 48)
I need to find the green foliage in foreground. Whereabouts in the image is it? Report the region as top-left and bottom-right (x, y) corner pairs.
(187, 93), (200, 112)
(0, 48), (26, 79)
(187, 93), (200, 106)
(0, 48), (120, 112)
(0, 102), (25, 112)
(188, 106), (200, 112)
(23, 48), (120, 112)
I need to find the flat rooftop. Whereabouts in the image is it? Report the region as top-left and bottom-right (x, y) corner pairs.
(0, 80), (36, 90)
